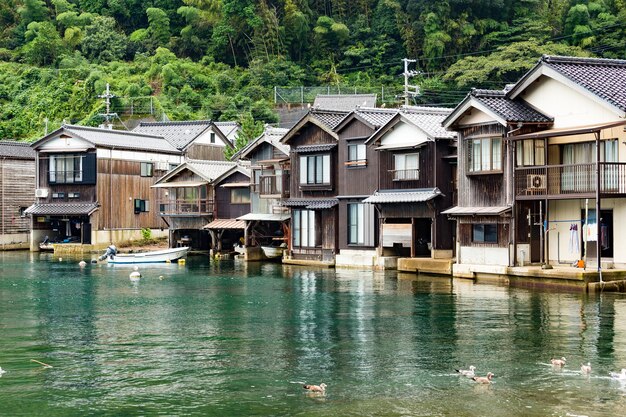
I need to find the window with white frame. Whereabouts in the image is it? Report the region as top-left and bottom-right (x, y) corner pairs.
(394, 153), (419, 180)
(348, 203), (365, 245)
(292, 209), (318, 247)
(467, 137), (502, 173)
(299, 154), (331, 185)
(49, 154), (83, 183)
(347, 143), (367, 166)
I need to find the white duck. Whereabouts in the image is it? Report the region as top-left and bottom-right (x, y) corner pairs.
(303, 383), (327, 393)
(455, 365), (476, 377)
(551, 357), (567, 366)
(472, 372), (494, 384)
(580, 362), (591, 374)
(609, 369), (626, 380)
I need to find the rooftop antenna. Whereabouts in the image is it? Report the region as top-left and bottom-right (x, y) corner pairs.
(98, 83), (117, 129)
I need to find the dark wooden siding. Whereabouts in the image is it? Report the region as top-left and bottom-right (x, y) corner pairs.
(458, 221), (509, 248)
(0, 158), (35, 234)
(337, 199), (377, 250)
(457, 124), (509, 207)
(337, 118), (378, 196)
(215, 171), (250, 219)
(378, 146), (434, 190)
(288, 123), (338, 199)
(97, 159), (164, 230)
(185, 144), (226, 160)
(37, 152), (98, 204)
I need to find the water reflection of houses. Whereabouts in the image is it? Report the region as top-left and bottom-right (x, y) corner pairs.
(231, 125), (290, 260)
(152, 159), (250, 252)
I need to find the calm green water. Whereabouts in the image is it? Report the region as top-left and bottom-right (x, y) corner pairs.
(1, 252), (626, 416)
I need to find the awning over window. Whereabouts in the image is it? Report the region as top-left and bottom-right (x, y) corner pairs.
(24, 202), (99, 216)
(363, 188), (441, 204)
(441, 206), (511, 216)
(294, 143), (337, 153)
(237, 213), (290, 221)
(509, 120), (626, 140)
(203, 219), (246, 230)
(220, 182), (251, 188)
(152, 180), (208, 188)
(282, 198), (339, 210)
(375, 138), (431, 151)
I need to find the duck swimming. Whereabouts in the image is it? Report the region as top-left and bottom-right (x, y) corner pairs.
(455, 365), (476, 377)
(472, 372), (494, 384)
(303, 383), (327, 392)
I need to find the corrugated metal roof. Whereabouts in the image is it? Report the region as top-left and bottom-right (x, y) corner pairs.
(294, 143), (337, 153)
(363, 188), (441, 204)
(282, 198), (338, 209)
(204, 219), (246, 229)
(0, 141), (35, 159)
(237, 213), (290, 221)
(24, 202), (99, 216)
(62, 125), (180, 154)
(313, 94), (377, 111)
(441, 206), (511, 216)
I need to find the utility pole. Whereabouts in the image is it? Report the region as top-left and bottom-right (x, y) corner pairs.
(402, 58), (420, 106)
(98, 83), (117, 129)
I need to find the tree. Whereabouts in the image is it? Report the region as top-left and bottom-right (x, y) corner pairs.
(284, 0), (309, 62)
(81, 15), (128, 62)
(22, 21), (64, 66)
(17, 0), (48, 27)
(146, 7), (170, 48)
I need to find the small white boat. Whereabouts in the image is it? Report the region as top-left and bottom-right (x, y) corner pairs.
(106, 247), (190, 264)
(261, 245), (285, 259)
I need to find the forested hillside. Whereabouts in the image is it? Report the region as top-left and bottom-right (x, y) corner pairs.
(1, 0), (624, 143)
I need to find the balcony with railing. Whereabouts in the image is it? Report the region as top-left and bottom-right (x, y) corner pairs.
(515, 163), (626, 198)
(157, 199), (214, 215)
(254, 173), (290, 198)
(391, 169), (420, 181)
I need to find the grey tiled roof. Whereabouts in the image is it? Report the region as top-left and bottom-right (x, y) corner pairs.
(24, 202), (99, 216)
(309, 109), (350, 129)
(185, 160), (238, 181)
(400, 106), (456, 139)
(363, 188), (441, 204)
(61, 125), (180, 154)
(0, 141), (35, 159)
(235, 126), (289, 160)
(540, 55), (626, 112)
(314, 94), (377, 111)
(282, 198), (339, 209)
(353, 107), (398, 128)
(294, 143), (337, 153)
(471, 89), (552, 123)
(134, 120), (238, 149)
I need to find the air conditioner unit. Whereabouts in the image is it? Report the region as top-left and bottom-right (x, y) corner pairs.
(527, 174), (546, 190)
(156, 161), (170, 171)
(35, 188), (49, 198)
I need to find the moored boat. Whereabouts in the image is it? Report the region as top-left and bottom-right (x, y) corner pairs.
(261, 245), (285, 259)
(104, 246), (190, 264)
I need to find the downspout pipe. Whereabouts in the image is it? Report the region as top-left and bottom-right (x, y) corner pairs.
(507, 123), (523, 267)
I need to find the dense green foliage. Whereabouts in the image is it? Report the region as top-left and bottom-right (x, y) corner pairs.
(1, 0), (625, 147)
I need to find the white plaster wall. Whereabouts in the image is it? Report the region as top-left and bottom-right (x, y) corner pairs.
(380, 122), (429, 146)
(459, 246), (509, 266)
(93, 228), (169, 247)
(0, 232), (29, 245)
(39, 136), (92, 152)
(457, 108), (497, 125)
(521, 77), (622, 128)
(97, 148), (182, 164)
(194, 128), (227, 147)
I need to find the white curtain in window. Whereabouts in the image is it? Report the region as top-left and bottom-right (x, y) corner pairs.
(301, 209), (308, 246)
(472, 139), (481, 171)
(308, 210), (316, 246)
(299, 156), (307, 184)
(491, 138), (502, 170)
(293, 210), (301, 246)
(322, 155), (330, 183)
